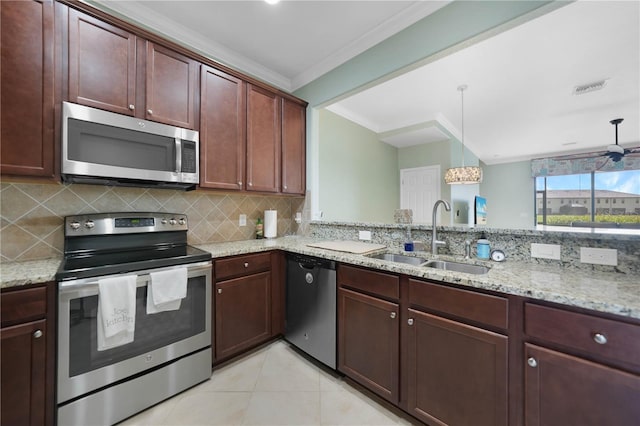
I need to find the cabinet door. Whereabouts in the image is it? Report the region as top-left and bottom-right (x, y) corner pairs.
(145, 42), (198, 129)
(200, 65), (245, 190)
(246, 84), (280, 192)
(525, 343), (640, 426)
(1, 319), (47, 426)
(406, 309), (508, 426)
(281, 98), (306, 195)
(68, 9), (136, 115)
(338, 288), (399, 403)
(1, 0), (55, 177)
(215, 271), (272, 361)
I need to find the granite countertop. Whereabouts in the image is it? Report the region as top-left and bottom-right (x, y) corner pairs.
(2, 236), (639, 320)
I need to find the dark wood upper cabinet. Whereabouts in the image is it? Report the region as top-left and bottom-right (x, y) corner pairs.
(68, 9), (198, 129)
(200, 65), (246, 190)
(1, 0), (55, 178)
(406, 308), (508, 426)
(281, 98), (306, 195)
(524, 343), (640, 426)
(68, 8), (137, 116)
(145, 42), (198, 129)
(246, 84), (281, 193)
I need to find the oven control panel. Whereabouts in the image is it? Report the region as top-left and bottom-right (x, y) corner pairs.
(65, 213), (188, 236)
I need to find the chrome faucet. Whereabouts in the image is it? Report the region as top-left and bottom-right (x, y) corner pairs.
(431, 200), (451, 254)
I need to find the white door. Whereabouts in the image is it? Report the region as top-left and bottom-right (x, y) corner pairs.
(400, 166), (441, 224)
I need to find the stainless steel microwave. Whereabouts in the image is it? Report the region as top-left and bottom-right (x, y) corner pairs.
(62, 102), (199, 190)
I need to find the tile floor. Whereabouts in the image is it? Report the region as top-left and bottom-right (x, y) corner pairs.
(120, 340), (418, 426)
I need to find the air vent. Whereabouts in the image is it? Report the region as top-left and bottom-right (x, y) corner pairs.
(573, 79), (607, 95)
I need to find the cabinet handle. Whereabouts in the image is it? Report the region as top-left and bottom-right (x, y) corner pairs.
(217, 288), (222, 294)
(527, 357), (538, 368)
(593, 333), (607, 345)
(407, 318), (414, 326)
(390, 312), (396, 319)
(128, 104), (135, 111)
(244, 262), (249, 268)
(33, 330), (43, 339)
(147, 109), (153, 115)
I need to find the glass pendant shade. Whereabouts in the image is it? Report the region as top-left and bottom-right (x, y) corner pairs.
(444, 166), (483, 184)
(446, 84), (483, 185)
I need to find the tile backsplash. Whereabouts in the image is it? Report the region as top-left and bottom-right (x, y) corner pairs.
(0, 182), (305, 262)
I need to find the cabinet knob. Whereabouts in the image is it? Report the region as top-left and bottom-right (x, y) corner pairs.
(147, 109), (153, 115)
(390, 312), (396, 319)
(527, 357), (538, 368)
(593, 333), (607, 345)
(128, 104), (135, 111)
(238, 181), (242, 186)
(248, 182), (253, 187)
(217, 288), (222, 294)
(284, 185), (288, 190)
(244, 262), (249, 268)
(407, 318), (414, 326)
(33, 330), (43, 339)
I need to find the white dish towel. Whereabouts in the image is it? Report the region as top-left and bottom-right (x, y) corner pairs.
(97, 274), (137, 351)
(146, 267), (188, 314)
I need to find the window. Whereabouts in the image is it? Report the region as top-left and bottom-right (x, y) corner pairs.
(536, 170), (640, 228)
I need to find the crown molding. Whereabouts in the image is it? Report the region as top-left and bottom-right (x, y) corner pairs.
(87, 0), (449, 93)
(87, 0), (293, 91)
(291, 1), (450, 91)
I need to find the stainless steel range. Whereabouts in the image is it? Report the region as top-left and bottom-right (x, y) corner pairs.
(56, 212), (212, 426)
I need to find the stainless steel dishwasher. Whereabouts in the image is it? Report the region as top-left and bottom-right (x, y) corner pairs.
(285, 253), (336, 369)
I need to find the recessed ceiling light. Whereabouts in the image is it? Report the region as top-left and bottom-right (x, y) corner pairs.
(265, 0), (280, 4)
(562, 142), (578, 146)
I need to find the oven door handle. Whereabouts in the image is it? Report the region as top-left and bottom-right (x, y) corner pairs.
(57, 261), (212, 296)
(58, 275), (150, 297)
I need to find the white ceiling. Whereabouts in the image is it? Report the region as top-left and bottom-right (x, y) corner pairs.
(91, 0), (639, 166)
(327, 0), (640, 165)
(93, 0), (449, 91)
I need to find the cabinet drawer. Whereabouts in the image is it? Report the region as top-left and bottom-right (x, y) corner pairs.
(1, 286), (47, 327)
(338, 265), (399, 301)
(409, 279), (508, 330)
(525, 303), (640, 368)
(215, 252), (271, 281)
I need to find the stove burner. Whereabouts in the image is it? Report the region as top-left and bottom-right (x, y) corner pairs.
(56, 212), (211, 280)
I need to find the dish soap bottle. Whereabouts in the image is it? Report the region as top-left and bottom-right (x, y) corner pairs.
(477, 232), (490, 259)
(256, 218), (264, 239)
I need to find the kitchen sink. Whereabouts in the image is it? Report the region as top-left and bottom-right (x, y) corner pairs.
(369, 253), (427, 266)
(423, 260), (490, 275)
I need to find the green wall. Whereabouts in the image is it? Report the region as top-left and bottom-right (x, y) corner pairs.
(480, 160), (535, 229)
(319, 110), (399, 222)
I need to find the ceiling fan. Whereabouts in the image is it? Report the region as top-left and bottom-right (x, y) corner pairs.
(555, 118), (640, 162)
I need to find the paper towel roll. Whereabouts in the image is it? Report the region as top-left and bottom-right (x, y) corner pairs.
(264, 210), (277, 238)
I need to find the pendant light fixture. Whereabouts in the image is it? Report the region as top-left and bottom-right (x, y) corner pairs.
(444, 85), (483, 184)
